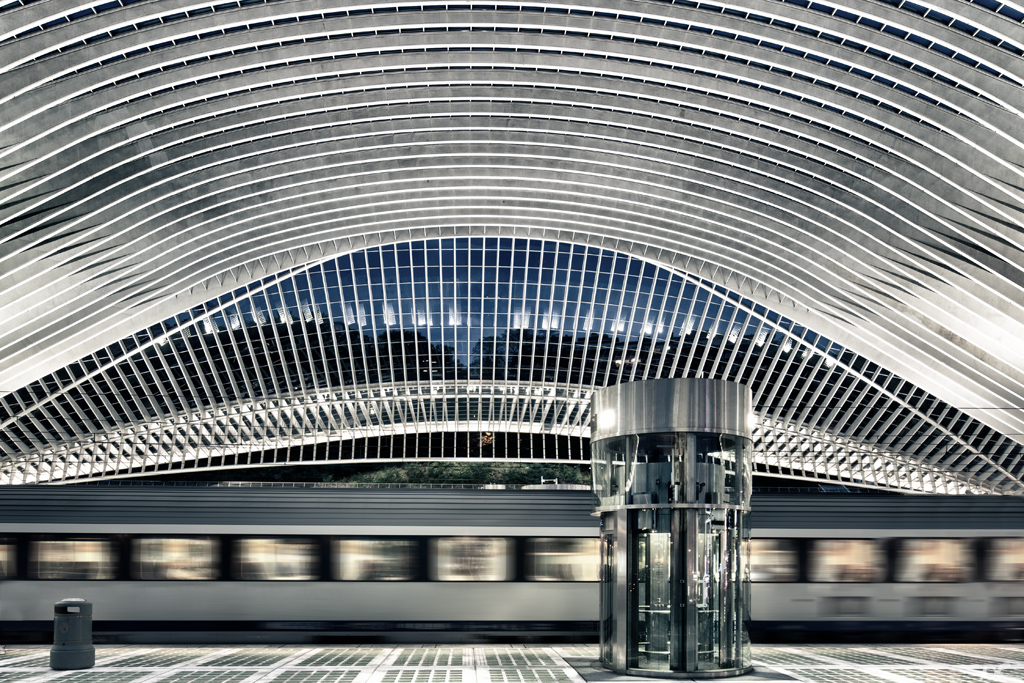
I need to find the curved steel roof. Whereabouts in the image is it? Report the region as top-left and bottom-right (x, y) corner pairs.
(1, 0), (1023, 491)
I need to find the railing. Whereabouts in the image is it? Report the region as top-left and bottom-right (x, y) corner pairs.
(68, 479), (592, 491)
(751, 486), (898, 494)
(68, 481), (885, 493)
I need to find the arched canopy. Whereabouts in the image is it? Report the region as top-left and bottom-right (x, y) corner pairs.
(2, 0), (1023, 491)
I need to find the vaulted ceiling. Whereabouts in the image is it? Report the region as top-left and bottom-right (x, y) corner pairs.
(2, 0), (1023, 491)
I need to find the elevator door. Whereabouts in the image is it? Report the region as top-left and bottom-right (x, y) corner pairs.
(690, 508), (744, 672)
(600, 529), (615, 666)
(694, 510), (722, 670)
(629, 510), (672, 672)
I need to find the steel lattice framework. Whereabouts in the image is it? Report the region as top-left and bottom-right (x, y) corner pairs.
(1, 0), (1023, 491)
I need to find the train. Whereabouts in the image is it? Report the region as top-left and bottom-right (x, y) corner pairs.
(748, 493), (1024, 642)
(0, 485), (1021, 643)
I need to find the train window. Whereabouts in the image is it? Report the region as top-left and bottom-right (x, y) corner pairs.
(132, 538), (219, 580)
(525, 538), (600, 581)
(0, 541), (14, 578)
(748, 539), (798, 582)
(431, 537), (513, 581)
(334, 539), (417, 580)
(234, 539), (319, 580)
(987, 538), (1024, 581)
(896, 539), (972, 582)
(809, 540), (885, 582)
(30, 540), (116, 580)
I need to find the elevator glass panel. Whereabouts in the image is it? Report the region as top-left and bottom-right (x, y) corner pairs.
(695, 508), (724, 670)
(694, 434), (738, 505)
(593, 435), (637, 507)
(600, 529), (615, 665)
(633, 434), (674, 505)
(631, 510), (672, 671)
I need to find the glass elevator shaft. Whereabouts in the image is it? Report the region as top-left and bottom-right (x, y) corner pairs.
(592, 379), (752, 678)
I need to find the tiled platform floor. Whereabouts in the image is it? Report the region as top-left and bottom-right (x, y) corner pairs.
(1, 644), (1023, 683)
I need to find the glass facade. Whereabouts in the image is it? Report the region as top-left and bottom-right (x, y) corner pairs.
(2, 0), (1023, 501)
(0, 237), (1015, 494)
(593, 379), (752, 678)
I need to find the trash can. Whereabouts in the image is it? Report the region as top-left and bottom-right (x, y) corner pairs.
(50, 598), (94, 670)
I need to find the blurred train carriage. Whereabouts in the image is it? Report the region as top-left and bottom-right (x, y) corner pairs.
(749, 494), (1024, 640)
(0, 486), (1022, 643)
(0, 486), (600, 643)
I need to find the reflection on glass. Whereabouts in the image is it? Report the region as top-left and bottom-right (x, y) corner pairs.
(987, 538), (1024, 581)
(334, 539), (417, 580)
(132, 538), (219, 580)
(632, 434), (674, 506)
(696, 508), (728, 672)
(749, 539), (798, 582)
(600, 532), (615, 665)
(31, 540), (116, 579)
(592, 435), (636, 507)
(896, 539), (972, 582)
(526, 538), (599, 581)
(234, 538), (318, 580)
(695, 434), (738, 505)
(0, 542), (14, 578)
(633, 522), (672, 671)
(432, 537), (511, 581)
(810, 540), (884, 582)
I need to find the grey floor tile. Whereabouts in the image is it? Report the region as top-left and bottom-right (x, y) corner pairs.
(197, 649), (299, 667)
(878, 649), (1004, 666)
(798, 648), (919, 666)
(106, 649), (218, 668)
(752, 649), (834, 667)
(880, 670), (1007, 683)
(781, 669), (896, 683)
(268, 671), (362, 683)
(150, 672), (262, 683)
(392, 649), (467, 668)
(480, 652), (556, 667)
(380, 670), (465, 683)
(293, 650), (381, 668)
(486, 670), (573, 683)
(42, 672), (152, 682)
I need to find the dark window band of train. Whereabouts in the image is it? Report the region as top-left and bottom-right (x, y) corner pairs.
(0, 536), (601, 582)
(750, 538), (1024, 583)
(5, 535), (1023, 583)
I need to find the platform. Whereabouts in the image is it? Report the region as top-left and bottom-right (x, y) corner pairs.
(1, 644), (1023, 682)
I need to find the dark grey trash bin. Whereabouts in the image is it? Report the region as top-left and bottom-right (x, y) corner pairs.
(50, 598), (94, 670)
